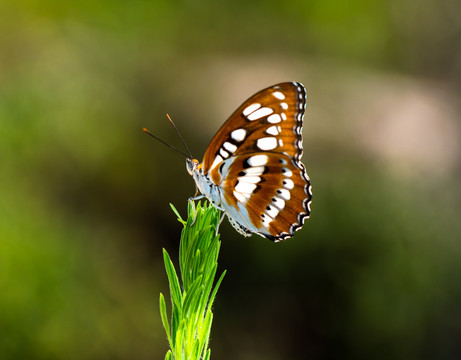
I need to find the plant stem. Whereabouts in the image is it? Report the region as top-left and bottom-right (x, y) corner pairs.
(160, 201), (226, 360)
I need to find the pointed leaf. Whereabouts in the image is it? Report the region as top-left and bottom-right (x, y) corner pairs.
(159, 293), (172, 347)
(170, 203), (186, 225)
(163, 249), (182, 310)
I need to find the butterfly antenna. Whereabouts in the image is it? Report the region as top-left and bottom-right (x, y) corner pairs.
(166, 114), (194, 159)
(142, 127), (191, 158)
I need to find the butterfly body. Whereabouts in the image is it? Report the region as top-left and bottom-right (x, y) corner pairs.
(187, 82), (312, 242)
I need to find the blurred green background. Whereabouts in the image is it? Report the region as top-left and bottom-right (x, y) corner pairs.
(1, 1), (460, 359)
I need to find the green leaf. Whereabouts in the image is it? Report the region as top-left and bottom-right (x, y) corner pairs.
(163, 249), (182, 311)
(170, 203), (186, 225)
(208, 270), (226, 310)
(159, 293), (172, 347)
(174, 320), (184, 358)
(199, 310), (213, 354)
(182, 275), (203, 315)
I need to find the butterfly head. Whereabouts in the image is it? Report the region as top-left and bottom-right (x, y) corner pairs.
(186, 158), (201, 175)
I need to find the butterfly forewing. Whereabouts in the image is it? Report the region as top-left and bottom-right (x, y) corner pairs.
(202, 82), (306, 174)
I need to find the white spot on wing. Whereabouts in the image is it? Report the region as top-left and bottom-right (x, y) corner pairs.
(244, 166), (265, 175)
(272, 91), (285, 100)
(248, 154), (269, 166)
(267, 114), (281, 124)
(219, 148), (229, 158)
(247, 107), (273, 121)
(278, 188), (291, 200)
(256, 137), (277, 151)
(280, 102), (288, 110)
(278, 139), (283, 147)
(265, 126), (279, 136)
(243, 103), (261, 116)
(210, 155), (223, 170)
(265, 205), (279, 219)
(281, 113), (287, 120)
(233, 191), (248, 203)
(231, 129), (246, 142)
(223, 141), (237, 153)
(261, 214), (272, 226)
(235, 181), (257, 194)
(283, 179), (294, 189)
(238, 175), (260, 184)
(282, 168), (293, 177)
(272, 197), (286, 210)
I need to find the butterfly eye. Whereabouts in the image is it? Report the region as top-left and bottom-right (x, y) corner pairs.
(186, 158), (200, 175)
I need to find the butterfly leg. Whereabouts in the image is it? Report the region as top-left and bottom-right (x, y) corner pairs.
(215, 211), (226, 236)
(189, 194), (206, 202)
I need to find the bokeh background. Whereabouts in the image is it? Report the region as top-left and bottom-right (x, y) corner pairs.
(1, 1), (460, 359)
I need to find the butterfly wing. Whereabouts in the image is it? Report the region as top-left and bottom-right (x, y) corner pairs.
(201, 82), (312, 241)
(202, 82), (306, 173)
(220, 152), (311, 241)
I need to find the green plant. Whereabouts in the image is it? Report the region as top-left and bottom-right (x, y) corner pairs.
(160, 201), (226, 360)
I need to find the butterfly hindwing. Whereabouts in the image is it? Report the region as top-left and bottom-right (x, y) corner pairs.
(219, 153), (311, 241)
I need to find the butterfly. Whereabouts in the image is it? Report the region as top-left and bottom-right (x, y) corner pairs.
(186, 82), (312, 241)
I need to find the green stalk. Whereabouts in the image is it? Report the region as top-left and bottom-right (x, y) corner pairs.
(160, 201), (226, 360)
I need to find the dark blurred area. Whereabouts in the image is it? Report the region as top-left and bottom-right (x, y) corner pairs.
(1, 1), (460, 359)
